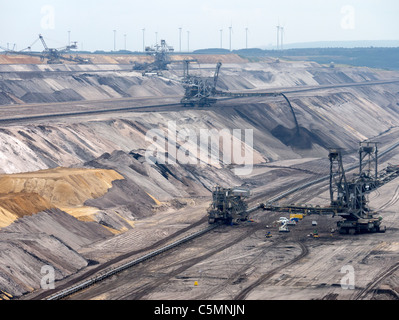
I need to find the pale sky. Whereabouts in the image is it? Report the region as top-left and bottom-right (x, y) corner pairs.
(1, 0), (398, 52)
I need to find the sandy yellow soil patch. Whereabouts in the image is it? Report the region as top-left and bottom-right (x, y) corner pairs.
(59, 205), (100, 222)
(146, 193), (162, 206)
(0, 192), (56, 228)
(0, 167), (124, 228)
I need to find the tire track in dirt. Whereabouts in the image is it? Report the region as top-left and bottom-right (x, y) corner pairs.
(233, 241), (309, 300)
(193, 236), (286, 300)
(353, 262), (399, 300)
(378, 185), (399, 212)
(119, 224), (266, 300)
(32, 216), (207, 300)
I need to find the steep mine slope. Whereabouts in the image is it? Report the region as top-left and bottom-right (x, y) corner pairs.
(0, 54), (247, 105)
(0, 167), (124, 225)
(0, 59), (398, 299)
(1, 80), (398, 174)
(0, 167), (126, 297)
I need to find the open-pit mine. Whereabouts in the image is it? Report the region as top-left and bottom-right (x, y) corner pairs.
(1, 52), (399, 301)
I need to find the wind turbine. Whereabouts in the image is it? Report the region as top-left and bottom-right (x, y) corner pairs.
(280, 26), (285, 50)
(142, 28), (145, 52)
(229, 24), (233, 51)
(245, 27), (249, 49)
(179, 27), (182, 52)
(276, 25), (280, 50)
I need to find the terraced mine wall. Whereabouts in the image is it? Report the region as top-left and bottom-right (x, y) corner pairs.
(0, 57), (399, 298)
(0, 53), (395, 105)
(0, 65), (183, 105)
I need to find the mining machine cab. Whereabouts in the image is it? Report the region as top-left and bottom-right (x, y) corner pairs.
(207, 186), (250, 225)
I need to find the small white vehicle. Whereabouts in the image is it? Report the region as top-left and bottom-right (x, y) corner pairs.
(279, 221), (290, 233)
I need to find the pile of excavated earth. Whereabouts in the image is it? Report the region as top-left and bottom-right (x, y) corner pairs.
(0, 53), (399, 299)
